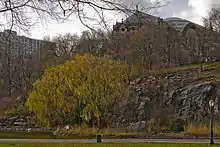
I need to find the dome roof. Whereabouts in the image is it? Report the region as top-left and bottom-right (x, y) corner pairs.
(164, 17), (191, 32)
(164, 17), (189, 22)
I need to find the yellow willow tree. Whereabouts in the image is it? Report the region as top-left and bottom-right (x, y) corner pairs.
(26, 54), (130, 127)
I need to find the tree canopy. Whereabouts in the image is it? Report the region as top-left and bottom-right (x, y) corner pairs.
(26, 54), (130, 127)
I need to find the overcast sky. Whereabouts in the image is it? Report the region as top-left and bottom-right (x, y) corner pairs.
(30, 0), (220, 40)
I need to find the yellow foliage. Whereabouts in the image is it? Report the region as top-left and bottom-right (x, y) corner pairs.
(26, 54), (130, 127)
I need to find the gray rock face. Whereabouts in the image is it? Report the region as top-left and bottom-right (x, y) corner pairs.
(128, 121), (147, 132)
(110, 86), (152, 126)
(170, 82), (220, 123)
(106, 71), (220, 127)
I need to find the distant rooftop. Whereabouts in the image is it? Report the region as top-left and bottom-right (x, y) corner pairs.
(164, 17), (190, 22)
(123, 10), (160, 25)
(0, 30), (54, 43)
(114, 10), (204, 33)
(164, 17), (191, 32)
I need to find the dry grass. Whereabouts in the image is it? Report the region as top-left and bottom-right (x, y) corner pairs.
(149, 61), (220, 75)
(184, 124), (220, 137)
(57, 125), (148, 139)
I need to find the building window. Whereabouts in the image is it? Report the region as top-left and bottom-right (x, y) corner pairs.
(37, 41), (41, 48)
(121, 28), (126, 32)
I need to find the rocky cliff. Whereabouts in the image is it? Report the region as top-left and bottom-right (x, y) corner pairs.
(104, 67), (220, 132)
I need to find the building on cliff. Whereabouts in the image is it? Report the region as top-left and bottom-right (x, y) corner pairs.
(112, 6), (220, 66)
(113, 8), (163, 33)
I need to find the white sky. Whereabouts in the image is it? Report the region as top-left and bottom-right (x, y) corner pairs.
(29, 0), (219, 40)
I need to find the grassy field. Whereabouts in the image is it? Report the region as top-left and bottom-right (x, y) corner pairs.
(0, 143), (219, 147)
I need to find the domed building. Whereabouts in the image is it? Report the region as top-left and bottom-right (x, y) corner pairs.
(164, 17), (190, 32)
(113, 9), (220, 65)
(113, 8), (163, 33)
(164, 17), (201, 57)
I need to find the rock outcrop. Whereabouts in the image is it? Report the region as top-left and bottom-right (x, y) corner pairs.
(105, 69), (220, 130)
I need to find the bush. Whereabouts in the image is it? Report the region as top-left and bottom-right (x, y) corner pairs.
(169, 118), (185, 133)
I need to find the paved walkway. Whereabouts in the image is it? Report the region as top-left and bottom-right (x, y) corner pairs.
(0, 139), (219, 143)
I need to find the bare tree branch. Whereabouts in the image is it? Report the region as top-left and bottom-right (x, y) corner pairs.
(0, 0), (162, 32)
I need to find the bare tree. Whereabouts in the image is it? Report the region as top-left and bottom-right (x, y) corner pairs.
(50, 33), (80, 57)
(1, 40), (27, 97)
(47, 30), (108, 57)
(0, 0), (161, 32)
(202, 8), (220, 33)
(76, 29), (109, 55)
(124, 22), (185, 71)
(202, 8), (220, 62)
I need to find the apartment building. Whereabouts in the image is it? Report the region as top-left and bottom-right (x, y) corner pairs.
(0, 30), (55, 60)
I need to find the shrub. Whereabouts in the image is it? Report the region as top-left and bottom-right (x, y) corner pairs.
(169, 118), (185, 133)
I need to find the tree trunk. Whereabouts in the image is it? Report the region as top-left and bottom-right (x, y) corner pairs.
(97, 118), (102, 133)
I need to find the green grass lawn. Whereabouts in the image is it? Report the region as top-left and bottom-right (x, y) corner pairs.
(0, 143), (219, 147)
